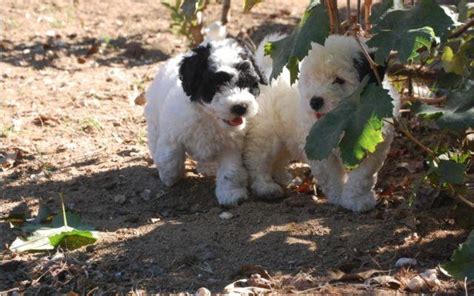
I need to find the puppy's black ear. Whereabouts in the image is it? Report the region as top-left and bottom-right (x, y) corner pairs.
(353, 52), (386, 85)
(179, 44), (211, 100)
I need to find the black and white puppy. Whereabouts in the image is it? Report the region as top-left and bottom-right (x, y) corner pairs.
(145, 38), (266, 206)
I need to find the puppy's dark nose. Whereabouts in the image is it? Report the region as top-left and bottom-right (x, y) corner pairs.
(231, 104), (248, 116)
(310, 96), (324, 111)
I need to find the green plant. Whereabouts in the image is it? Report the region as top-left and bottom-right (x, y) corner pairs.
(262, 0), (473, 278)
(9, 194), (98, 252)
(161, 0), (262, 45)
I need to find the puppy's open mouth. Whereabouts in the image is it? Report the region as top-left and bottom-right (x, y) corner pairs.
(223, 117), (244, 126)
(315, 112), (325, 119)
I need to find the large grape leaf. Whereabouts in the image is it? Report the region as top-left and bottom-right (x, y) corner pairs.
(436, 159), (467, 185)
(413, 84), (474, 132)
(305, 79), (394, 167)
(264, 1), (329, 83)
(367, 0), (454, 64)
(443, 231), (474, 280)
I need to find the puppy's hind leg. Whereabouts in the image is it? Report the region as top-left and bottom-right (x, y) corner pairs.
(155, 139), (186, 187)
(215, 149), (248, 206)
(340, 126), (395, 212)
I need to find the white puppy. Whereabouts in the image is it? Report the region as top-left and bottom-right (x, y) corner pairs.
(245, 35), (399, 212)
(145, 38), (266, 206)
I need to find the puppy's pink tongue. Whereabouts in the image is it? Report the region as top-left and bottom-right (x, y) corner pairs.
(315, 112), (325, 119)
(229, 117), (243, 126)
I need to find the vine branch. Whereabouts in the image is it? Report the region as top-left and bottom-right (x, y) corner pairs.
(353, 34), (382, 85)
(449, 18), (474, 39)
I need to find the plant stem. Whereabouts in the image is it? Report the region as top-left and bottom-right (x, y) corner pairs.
(60, 192), (69, 229)
(353, 33), (382, 85)
(394, 118), (434, 155)
(449, 18), (474, 39)
(448, 184), (474, 208)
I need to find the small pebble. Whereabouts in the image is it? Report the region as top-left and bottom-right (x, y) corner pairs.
(395, 257), (417, 267)
(141, 189), (151, 201)
(114, 194), (126, 204)
(156, 190), (166, 199)
(195, 287), (211, 296)
(150, 218), (161, 223)
(219, 211), (233, 220)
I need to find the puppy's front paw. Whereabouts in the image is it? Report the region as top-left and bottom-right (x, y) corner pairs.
(159, 172), (183, 187)
(252, 181), (285, 200)
(216, 188), (248, 207)
(338, 191), (377, 212)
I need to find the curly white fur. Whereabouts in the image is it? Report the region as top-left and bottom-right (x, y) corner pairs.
(145, 39), (262, 206)
(245, 35), (400, 212)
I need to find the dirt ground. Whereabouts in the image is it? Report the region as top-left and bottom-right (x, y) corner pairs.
(0, 0), (472, 294)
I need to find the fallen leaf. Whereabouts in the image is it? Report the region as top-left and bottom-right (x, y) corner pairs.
(134, 92), (146, 106)
(223, 279), (272, 294)
(9, 203), (98, 253)
(32, 115), (60, 127)
(365, 275), (401, 289)
(0, 150), (18, 170)
(329, 269), (385, 282)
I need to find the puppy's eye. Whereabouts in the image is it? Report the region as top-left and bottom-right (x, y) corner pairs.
(249, 86), (260, 97)
(333, 77), (345, 85)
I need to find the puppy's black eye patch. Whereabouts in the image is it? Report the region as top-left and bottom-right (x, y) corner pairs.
(213, 71), (233, 85)
(333, 77), (345, 85)
(235, 61), (251, 72)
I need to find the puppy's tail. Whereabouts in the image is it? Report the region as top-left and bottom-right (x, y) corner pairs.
(255, 33), (286, 81)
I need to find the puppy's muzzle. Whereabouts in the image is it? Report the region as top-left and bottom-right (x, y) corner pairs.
(310, 96), (324, 111)
(310, 96), (326, 119)
(231, 103), (248, 116)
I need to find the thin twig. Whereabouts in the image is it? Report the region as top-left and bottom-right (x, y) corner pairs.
(221, 0), (231, 25)
(386, 63), (438, 81)
(448, 184), (474, 209)
(357, 0), (361, 24)
(401, 95), (446, 105)
(394, 118), (434, 155)
(0, 288), (20, 294)
(346, 0), (350, 20)
(449, 18), (474, 39)
(353, 34), (382, 84)
(464, 277), (468, 296)
(364, 0), (372, 32)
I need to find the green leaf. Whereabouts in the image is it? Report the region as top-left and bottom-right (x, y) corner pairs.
(443, 231), (474, 280)
(265, 1), (329, 83)
(10, 226), (97, 252)
(243, 0), (262, 13)
(180, 0), (206, 17)
(436, 159), (466, 184)
(49, 229), (97, 250)
(10, 210), (98, 253)
(368, 27), (436, 64)
(413, 84), (474, 132)
(367, 0), (454, 64)
(305, 79), (394, 167)
(370, 0), (393, 24)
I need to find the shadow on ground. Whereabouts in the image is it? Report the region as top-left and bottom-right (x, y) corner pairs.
(0, 35), (169, 70)
(1, 164), (468, 293)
